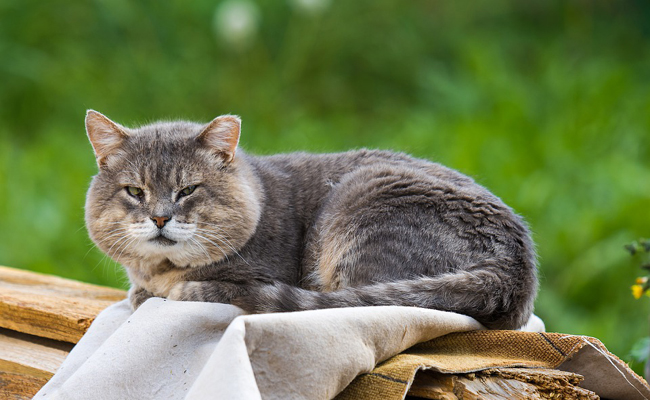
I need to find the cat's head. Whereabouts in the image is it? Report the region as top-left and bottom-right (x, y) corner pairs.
(84, 110), (262, 269)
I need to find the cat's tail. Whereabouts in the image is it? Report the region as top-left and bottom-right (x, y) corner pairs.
(233, 263), (536, 330)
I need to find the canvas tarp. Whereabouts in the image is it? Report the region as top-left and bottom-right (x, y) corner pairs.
(34, 298), (650, 399)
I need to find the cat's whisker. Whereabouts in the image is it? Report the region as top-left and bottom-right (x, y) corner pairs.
(194, 228), (234, 247)
(105, 234), (130, 253)
(196, 233), (247, 264)
(194, 226), (240, 252)
(116, 236), (139, 263)
(195, 229), (236, 245)
(112, 234), (142, 265)
(99, 227), (131, 237)
(99, 221), (131, 227)
(108, 239), (132, 262)
(75, 224), (89, 234)
(188, 238), (211, 261)
(95, 231), (132, 246)
(84, 239), (119, 274)
(83, 239), (101, 260)
(195, 221), (237, 228)
(103, 227), (130, 234)
(194, 223), (242, 243)
(192, 233), (230, 261)
(194, 224), (242, 252)
(91, 246), (120, 275)
(195, 222), (240, 235)
(194, 228), (250, 266)
(105, 234), (132, 259)
(87, 243), (119, 282)
(91, 226), (132, 247)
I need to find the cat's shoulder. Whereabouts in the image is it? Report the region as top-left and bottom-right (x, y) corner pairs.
(247, 148), (418, 165)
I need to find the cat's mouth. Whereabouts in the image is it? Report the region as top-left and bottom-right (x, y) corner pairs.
(149, 235), (177, 246)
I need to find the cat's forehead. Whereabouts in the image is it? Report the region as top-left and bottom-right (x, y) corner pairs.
(112, 122), (210, 185)
(124, 121), (204, 158)
(132, 120), (203, 139)
(114, 162), (203, 186)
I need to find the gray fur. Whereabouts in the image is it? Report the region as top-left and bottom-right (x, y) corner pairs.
(85, 111), (538, 330)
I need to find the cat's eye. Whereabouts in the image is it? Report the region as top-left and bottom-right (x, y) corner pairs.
(178, 185), (197, 198)
(126, 186), (144, 198)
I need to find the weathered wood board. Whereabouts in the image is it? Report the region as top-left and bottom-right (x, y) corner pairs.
(0, 265), (126, 343)
(0, 328), (74, 399)
(407, 368), (598, 400)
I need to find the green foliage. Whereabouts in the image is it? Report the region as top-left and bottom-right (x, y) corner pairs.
(630, 337), (650, 363)
(628, 337), (650, 373)
(1, 1), (649, 369)
(626, 239), (650, 257)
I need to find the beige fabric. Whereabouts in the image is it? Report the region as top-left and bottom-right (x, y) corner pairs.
(34, 298), (648, 399)
(34, 298), (482, 399)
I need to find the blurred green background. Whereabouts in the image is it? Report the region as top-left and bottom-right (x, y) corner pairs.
(1, 0), (649, 369)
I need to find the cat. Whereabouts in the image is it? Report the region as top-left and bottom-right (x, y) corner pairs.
(84, 110), (538, 330)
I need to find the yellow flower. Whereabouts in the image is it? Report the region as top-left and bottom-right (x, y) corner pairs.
(632, 284), (645, 299)
(636, 277), (648, 285)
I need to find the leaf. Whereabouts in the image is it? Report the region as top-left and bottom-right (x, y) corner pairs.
(625, 243), (638, 256)
(628, 337), (650, 363)
(640, 239), (650, 253)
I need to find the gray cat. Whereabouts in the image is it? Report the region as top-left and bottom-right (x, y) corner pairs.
(84, 110), (537, 330)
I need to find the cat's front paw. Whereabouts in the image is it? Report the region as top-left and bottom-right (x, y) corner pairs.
(167, 281), (204, 302)
(167, 280), (250, 304)
(128, 286), (155, 311)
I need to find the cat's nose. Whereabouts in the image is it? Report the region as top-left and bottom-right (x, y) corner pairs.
(151, 216), (170, 228)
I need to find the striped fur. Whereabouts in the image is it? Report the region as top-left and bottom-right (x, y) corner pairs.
(85, 112), (538, 330)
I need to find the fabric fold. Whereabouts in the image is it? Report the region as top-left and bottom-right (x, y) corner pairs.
(35, 298), (648, 400)
(35, 298), (482, 399)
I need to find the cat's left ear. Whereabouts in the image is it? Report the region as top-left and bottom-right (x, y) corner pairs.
(197, 115), (241, 165)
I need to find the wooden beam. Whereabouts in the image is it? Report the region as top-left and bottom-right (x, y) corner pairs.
(0, 328), (73, 399)
(407, 368), (599, 399)
(0, 266), (126, 343)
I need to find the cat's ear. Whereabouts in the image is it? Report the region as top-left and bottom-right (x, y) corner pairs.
(85, 110), (129, 168)
(197, 115), (241, 165)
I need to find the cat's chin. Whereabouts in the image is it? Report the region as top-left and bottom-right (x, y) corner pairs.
(149, 236), (177, 246)
(130, 241), (217, 269)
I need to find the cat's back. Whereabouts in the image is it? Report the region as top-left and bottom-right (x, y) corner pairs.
(243, 148), (515, 248)
(246, 148), (475, 189)
(239, 148), (537, 330)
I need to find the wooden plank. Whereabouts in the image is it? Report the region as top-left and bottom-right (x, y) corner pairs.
(0, 328), (73, 399)
(0, 371), (49, 400)
(0, 328), (73, 378)
(481, 368), (599, 399)
(407, 368), (599, 400)
(0, 266), (126, 343)
(408, 372), (544, 400)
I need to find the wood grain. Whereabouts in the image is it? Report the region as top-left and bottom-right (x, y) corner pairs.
(0, 328), (73, 378)
(0, 328), (74, 400)
(0, 371), (50, 400)
(0, 266), (126, 343)
(407, 368), (599, 399)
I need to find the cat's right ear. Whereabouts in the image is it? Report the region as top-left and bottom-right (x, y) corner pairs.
(85, 110), (129, 168)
